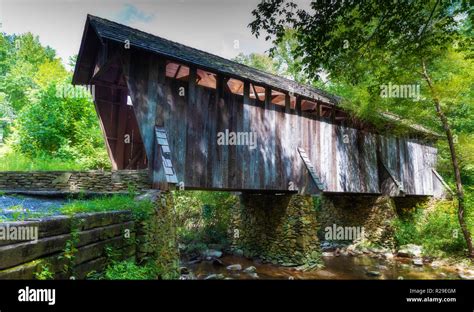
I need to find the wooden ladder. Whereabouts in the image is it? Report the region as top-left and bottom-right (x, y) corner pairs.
(297, 147), (325, 191)
(155, 127), (178, 184)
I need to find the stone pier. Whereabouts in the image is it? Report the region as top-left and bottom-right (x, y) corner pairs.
(317, 195), (429, 249)
(230, 193), (320, 267)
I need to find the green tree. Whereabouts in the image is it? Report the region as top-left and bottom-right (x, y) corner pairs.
(0, 34), (14, 76)
(233, 52), (278, 74)
(0, 33), (55, 113)
(0, 31), (109, 170)
(250, 0), (474, 257)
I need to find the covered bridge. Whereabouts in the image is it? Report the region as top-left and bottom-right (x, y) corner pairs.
(72, 15), (448, 197)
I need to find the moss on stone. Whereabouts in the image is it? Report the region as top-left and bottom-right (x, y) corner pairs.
(230, 193), (321, 267)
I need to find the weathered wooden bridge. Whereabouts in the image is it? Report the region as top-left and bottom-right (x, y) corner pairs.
(73, 15), (448, 197)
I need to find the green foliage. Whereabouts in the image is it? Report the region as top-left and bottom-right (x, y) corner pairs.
(233, 30), (311, 84)
(103, 260), (160, 280)
(0, 145), (83, 171)
(58, 218), (82, 278)
(393, 215), (421, 247)
(59, 195), (176, 280)
(60, 194), (154, 221)
(173, 191), (237, 251)
(0, 33), (55, 112)
(8, 205), (26, 221)
(393, 200), (471, 257)
(250, 0), (474, 256)
(421, 205), (466, 256)
(13, 83), (109, 169)
(233, 52), (278, 74)
(34, 264), (55, 280)
(58, 194), (178, 280)
(0, 32), (109, 170)
(312, 196), (322, 212)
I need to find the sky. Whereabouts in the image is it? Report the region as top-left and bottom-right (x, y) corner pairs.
(0, 0), (278, 69)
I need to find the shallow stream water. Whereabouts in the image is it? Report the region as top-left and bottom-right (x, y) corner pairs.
(186, 254), (461, 280)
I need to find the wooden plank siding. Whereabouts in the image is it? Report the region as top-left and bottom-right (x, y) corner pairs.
(378, 135), (438, 196)
(70, 18), (443, 197)
(117, 52), (440, 196)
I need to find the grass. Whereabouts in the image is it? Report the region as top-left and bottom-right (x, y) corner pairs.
(1, 194), (155, 222)
(60, 194), (155, 220)
(0, 144), (83, 171)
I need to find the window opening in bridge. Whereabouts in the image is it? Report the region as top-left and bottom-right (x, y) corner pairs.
(270, 89), (286, 107)
(227, 78), (244, 96)
(302, 99), (318, 113)
(335, 109), (349, 124)
(166, 61), (190, 81)
(197, 69), (217, 89)
(320, 104), (332, 119)
(249, 83), (265, 102)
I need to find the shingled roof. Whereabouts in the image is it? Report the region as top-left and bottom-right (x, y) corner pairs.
(78, 14), (338, 105)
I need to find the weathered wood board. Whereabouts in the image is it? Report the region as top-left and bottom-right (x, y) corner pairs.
(118, 52), (439, 196)
(378, 135), (437, 196)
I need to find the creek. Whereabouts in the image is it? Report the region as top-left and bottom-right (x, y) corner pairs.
(184, 254), (462, 280)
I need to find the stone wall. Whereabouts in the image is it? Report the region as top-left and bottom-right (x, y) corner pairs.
(230, 193), (320, 267)
(135, 191), (179, 278)
(0, 190), (180, 280)
(318, 195), (428, 249)
(0, 170), (150, 194)
(0, 211), (135, 279)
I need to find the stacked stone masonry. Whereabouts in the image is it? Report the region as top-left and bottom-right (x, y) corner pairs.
(0, 170), (150, 193)
(231, 193), (320, 266)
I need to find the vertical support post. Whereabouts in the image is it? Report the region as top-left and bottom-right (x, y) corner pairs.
(188, 66), (197, 106)
(157, 59), (166, 84)
(285, 93), (291, 113)
(265, 87), (272, 109)
(243, 81), (250, 106)
(331, 106), (336, 123)
(296, 96), (302, 116)
(216, 74), (224, 104)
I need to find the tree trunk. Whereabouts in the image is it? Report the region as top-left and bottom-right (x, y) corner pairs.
(422, 60), (473, 258)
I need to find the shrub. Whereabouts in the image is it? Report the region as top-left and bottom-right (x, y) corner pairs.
(173, 191), (237, 251)
(419, 201), (466, 256)
(34, 264), (55, 280)
(393, 199), (469, 257)
(13, 83), (110, 170)
(393, 217), (420, 247)
(104, 260), (159, 280)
